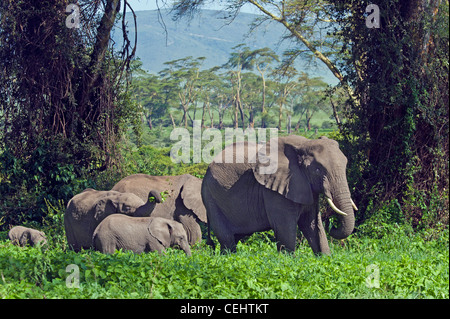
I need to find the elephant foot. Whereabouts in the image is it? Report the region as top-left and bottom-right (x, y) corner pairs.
(206, 237), (216, 250)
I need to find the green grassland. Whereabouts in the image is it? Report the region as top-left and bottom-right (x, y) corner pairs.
(130, 110), (336, 150)
(0, 219), (448, 299)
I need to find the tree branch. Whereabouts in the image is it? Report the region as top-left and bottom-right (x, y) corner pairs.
(85, 0), (121, 92)
(247, 0), (356, 104)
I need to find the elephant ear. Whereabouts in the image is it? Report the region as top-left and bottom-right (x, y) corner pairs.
(94, 197), (117, 221)
(147, 218), (172, 248)
(253, 136), (314, 205)
(180, 176), (207, 223)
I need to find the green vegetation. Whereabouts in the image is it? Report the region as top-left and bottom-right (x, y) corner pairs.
(0, 221), (448, 299)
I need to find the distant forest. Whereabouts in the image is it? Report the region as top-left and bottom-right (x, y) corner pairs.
(130, 47), (343, 132)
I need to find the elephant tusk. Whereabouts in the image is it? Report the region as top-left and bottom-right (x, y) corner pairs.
(351, 198), (358, 211)
(326, 197), (348, 216)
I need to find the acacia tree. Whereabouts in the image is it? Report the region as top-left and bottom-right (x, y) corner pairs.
(223, 44), (252, 129)
(250, 48), (279, 128)
(0, 0), (138, 223)
(270, 65), (298, 130)
(132, 70), (173, 131)
(223, 44), (279, 128)
(159, 57), (206, 128)
(290, 72), (329, 131)
(173, 0), (352, 100)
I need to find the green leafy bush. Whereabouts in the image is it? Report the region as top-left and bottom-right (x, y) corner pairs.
(0, 223), (448, 299)
(0, 142), (95, 227)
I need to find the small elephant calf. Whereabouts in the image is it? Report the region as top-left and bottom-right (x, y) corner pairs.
(92, 215), (191, 256)
(8, 226), (47, 247)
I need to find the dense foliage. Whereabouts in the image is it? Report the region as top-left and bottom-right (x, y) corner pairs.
(330, 0), (449, 227)
(131, 52), (335, 133)
(0, 0), (139, 224)
(0, 219), (448, 299)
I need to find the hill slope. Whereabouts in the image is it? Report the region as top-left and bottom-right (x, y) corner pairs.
(118, 9), (337, 84)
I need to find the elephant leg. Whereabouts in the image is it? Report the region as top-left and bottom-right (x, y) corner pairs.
(264, 193), (300, 252)
(177, 212), (202, 246)
(298, 208), (330, 255)
(93, 231), (117, 254)
(205, 201), (237, 253)
(273, 219), (298, 252)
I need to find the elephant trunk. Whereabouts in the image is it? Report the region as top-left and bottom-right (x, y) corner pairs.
(327, 190), (355, 240)
(134, 190), (162, 217)
(181, 242), (192, 256)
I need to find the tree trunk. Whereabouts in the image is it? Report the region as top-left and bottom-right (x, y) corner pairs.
(218, 107), (224, 130)
(249, 104), (254, 128)
(261, 73), (266, 128)
(201, 101), (206, 128)
(278, 101), (284, 130)
(183, 106), (188, 128)
(330, 97), (341, 130)
(147, 115), (153, 130)
(169, 113), (176, 129)
(78, 0), (121, 111)
(287, 115), (291, 134)
(233, 96), (239, 129)
(208, 101), (214, 128)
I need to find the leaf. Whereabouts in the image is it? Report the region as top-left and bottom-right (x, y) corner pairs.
(280, 282), (291, 292)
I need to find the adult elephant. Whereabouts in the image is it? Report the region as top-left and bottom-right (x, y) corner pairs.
(111, 174), (207, 246)
(64, 188), (162, 251)
(201, 135), (357, 255)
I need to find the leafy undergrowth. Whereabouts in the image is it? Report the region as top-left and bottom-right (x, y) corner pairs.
(0, 227), (448, 299)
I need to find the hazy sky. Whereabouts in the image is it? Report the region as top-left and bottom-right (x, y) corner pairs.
(126, 0), (259, 14)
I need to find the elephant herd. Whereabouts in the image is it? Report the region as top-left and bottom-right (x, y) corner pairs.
(8, 135), (358, 256)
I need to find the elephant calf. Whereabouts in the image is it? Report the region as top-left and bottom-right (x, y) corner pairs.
(92, 215), (191, 256)
(8, 226), (47, 247)
(65, 188), (162, 251)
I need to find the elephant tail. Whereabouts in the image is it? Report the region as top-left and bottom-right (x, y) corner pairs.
(206, 222), (215, 250)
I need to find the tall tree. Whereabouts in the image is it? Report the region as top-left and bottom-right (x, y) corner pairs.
(331, 0), (449, 221)
(159, 56), (206, 128)
(223, 44), (252, 128)
(270, 65), (298, 130)
(223, 44), (279, 128)
(0, 0), (138, 223)
(291, 73), (329, 131)
(249, 48), (279, 128)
